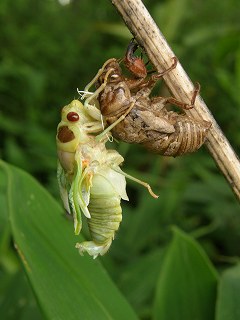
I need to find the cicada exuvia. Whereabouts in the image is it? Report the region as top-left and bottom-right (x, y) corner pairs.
(81, 39), (211, 157)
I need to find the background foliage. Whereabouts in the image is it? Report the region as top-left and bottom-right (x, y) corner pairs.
(0, 0), (240, 319)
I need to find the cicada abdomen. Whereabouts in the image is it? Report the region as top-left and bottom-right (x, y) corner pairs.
(142, 111), (211, 156)
(57, 99), (157, 258)
(76, 169), (124, 257)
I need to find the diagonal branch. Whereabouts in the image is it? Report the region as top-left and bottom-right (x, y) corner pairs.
(110, 0), (240, 201)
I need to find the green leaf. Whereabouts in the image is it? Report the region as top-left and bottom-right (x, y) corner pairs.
(0, 271), (43, 320)
(0, 161), (138, 320)
(118, 249), (165, 318)
(153, 227), (218, 320)
(216, 264), (240, 320)
(0, 164), (9, 224)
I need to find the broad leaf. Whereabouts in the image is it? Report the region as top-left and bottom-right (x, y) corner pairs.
(216, 264), (240, 320)
(0, 271), (43, 320)
(153, 227), (218, 320)
(0, 161), (138, 320)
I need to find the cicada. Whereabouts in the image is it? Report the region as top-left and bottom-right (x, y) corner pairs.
(81, 39), (211, 157)
(56, 99), (157, 258)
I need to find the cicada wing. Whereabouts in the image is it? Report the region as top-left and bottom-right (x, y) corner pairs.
(99, 167), (129, 201)
(136, 110), (175, 133)
(77, 166), (92, 219)
(70, 156), (92, 235)
(57, 161), (71, 214)
(57, 158), (85, 234)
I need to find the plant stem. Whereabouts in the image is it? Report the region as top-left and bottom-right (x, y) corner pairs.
(110, 0), (240, 201)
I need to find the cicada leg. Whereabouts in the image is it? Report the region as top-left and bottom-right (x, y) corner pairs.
(83, 67), (115, 120)
(132, 57), (178, 97)
(83, 120), (106, 135)
(165, 82), (201, 110)
(83, 58), (117, 93)
(79, 60), (116, 121)
(75, 241), (112, 259)
(112, 166), (159, 199)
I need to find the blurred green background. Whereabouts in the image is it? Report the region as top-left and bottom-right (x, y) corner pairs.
(0, 0), (240, 319)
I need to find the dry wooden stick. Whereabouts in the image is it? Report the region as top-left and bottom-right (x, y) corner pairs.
(110, 0), (240, 201)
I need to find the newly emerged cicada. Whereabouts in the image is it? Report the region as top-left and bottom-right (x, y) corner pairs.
(82, 39), (211, 156)
(56, 99), (157, 258)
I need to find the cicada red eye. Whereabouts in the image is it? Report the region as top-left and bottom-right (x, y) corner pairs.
(67, 112), (79, 122)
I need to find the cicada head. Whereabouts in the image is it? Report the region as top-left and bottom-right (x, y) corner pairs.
(56, 100), (90, 171)
(124, 39), (147, 78)
(60, 100), (90, 127)
(96, 58), (123, 88)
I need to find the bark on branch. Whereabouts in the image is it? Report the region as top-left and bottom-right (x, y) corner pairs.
(110, 0), (240, 201)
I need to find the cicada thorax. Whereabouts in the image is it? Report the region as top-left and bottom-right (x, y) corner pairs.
(96, 56), (148, 119)
(104, 104), (152, 144)
(95, 59), (133, 120)
(99, 81), (133, 118)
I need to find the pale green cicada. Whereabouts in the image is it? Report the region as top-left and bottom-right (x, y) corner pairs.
(56, 96), (157, 258)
